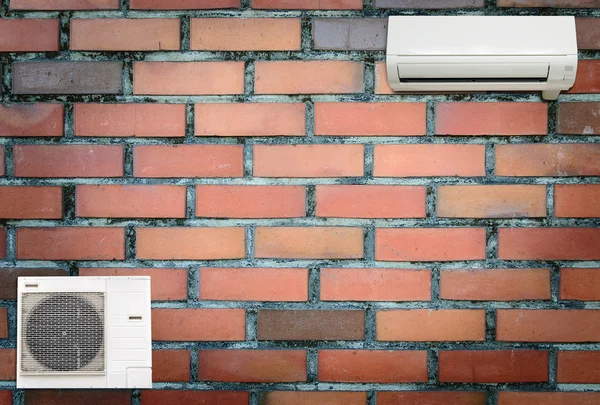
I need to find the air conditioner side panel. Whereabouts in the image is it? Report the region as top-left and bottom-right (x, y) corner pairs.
(106, 278), (152, 389)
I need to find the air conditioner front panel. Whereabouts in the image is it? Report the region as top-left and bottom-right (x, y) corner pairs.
(397, 63), (550, 80)
(387, 16), (576, 57)
(21, 292), (105, 374)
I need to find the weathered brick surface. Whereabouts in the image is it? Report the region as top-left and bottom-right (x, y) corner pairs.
(376, 0), (484, 7)
(71, 19), (180, 50)
(576, 18), (600, 49)
(257, 310), (365, 340)
(0, 19), (59, 52)
(74, 103), (185, 137)
(0, 103), (63, 136)
(11, 0), (119, 9)
(557, 102), (600, 135)
(13, 62), (122, 94)
(134, 62), (244, 95)
(312, 19), (387, 50)
(1, 1), (599, 401)
(191, 18), (301, 50)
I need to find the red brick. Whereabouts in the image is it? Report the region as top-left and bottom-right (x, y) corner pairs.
(560, 268), (600, 300)
(254, 144), (363, 177)
(0, 268), (67, 300)
(557, 351), (600, 383)
(376, 228), (486, 261)
(79, 268), (188, 301)
(318, 350), (428, 382)
(196, 185), (305, 219)
(499, 228), (600, 260)
(321, 268), (431, 301)
(74, 103), (185, 137)
(0, 147), (4, 176)
(0, 308), (7, 339)
(498, 392), (600, 405)
(569, 60), (600, 93)
(555, 185), (600, 217)
(0, 103), (63, 136)
(0, 186), (62, 219)
(257, 310), (364, 340)
(0, 349), (16, 380)
(436, 102), (548, 135)
(152, 350), (190, 382)
(316, 185), (425, 218)
(378, 392), (486, 405)
(14, 145), (123, 178)
(374, 144), (486, 177)
(152, 308), (245, 341)
(191, 18), (300, 50)
(195, 103), (305, 136)
(496, 144), (600, 177)
(439, 350), (548, 383)
(0, 229), (4, 259)
(375, 61), (394, 94)
(253, 0), (362, 8)
(131, 0), (240, 8)
(261, 392), (366, 405)
(24, 391), (130, 405)
(134, 62), (244, 95)
(134, 145), (243, 178)
(71, 19), (180, 51)
(437, 185), (546, 218)
(199, 267), (308, 301)
(142, 391), (248, 405)
(137, 227), (245, 260)
(255, 61), (364, 94)
(377, 309), (486, 341)
(576, 17), (600, 50)
(198, 350), (306, 382)
(76, 185), (186, 218)
(0, 391), (10, 405)
(315, 102), (426, 136)
(17, 227), (125, 260)
(497, 310), (600, 342)
(255, 227), (363, 259)
(440, 269), (551, 301)
(11, 0), (119, 9)
(557, 102), (600, 135)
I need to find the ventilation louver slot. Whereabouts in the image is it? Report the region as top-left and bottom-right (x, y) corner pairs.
(21, 292), (105, 374)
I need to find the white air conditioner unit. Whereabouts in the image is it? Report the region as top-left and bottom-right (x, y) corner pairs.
(386, 16), (578, 100)
(16, 276), (152, 389)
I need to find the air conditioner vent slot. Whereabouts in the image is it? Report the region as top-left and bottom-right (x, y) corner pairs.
(400, 77), (547, 83)
(21, 292), (105, 374)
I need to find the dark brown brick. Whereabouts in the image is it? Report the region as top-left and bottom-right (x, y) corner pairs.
(13, 61), (122, 94)
(0, 308), (7, 339)
(25, 391), (130, 405)
(312, 19), (387, 50)
(257, 310), (364, 340)
(577, 18), (600, 50)
(376, 0), (483, 7)
(558, 103), (600, 135)
(0, 268), (67, 300)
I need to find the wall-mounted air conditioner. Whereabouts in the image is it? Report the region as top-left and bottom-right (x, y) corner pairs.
(386, 16), (578, 100)
(17, 276), (152, 389)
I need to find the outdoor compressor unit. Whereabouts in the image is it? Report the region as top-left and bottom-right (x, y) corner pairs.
(16, 276), (152, 389)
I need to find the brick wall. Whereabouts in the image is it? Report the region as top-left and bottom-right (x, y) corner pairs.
(0, 0), (600, 404)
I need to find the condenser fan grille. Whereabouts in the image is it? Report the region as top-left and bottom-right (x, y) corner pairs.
(21, 292), (105, 373)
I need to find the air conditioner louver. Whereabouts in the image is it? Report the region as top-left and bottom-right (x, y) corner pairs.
(21, 292), (105, 374)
